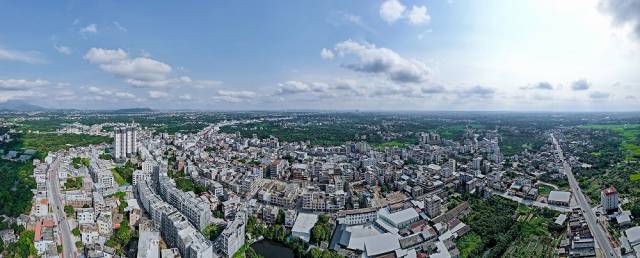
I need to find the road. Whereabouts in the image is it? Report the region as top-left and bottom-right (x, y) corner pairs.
(492, 190), (572, 213)
(551, 133), (616, 258)
(47, 157), (76, 258)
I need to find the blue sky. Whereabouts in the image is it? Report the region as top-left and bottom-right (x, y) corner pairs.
(1, 0), (639, 111)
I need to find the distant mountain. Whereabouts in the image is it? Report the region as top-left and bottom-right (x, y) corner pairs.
(0, 100), (47, 112)
(110, 107), (154, 113)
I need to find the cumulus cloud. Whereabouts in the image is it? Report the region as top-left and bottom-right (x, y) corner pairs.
(84, 48), (128, 63)
(599, 0), (640, 40)
(320, 48), (334, 60)
(521, 81), (554, 90)
(380, 0), (406, 24)
(0, 46), (48, 64)
(380, 0), (430, 26)
(421, 84), (446, 94)
(589, 91), (610, 99)
(408, 6), (430, 25)
(331, 40), (430, 83)
(213, 90), (257, 103)
(80, 24), (98, 34)
(87, 86), (136, 99)
(147, 90), (169, 99)
(274, 80), (368, 98)
(54, 45), (72, 55)
(571, 79), (591, 91)
(178, 94), (192, 101)
(85, 48), (220, 89)
(458, 85), (495, 98)
(0, 79), (50, 90)
(85, 48), (174, 87)
(193, 79), (223, 88)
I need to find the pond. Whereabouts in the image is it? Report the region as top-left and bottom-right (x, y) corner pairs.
(250, 239), (295, 258)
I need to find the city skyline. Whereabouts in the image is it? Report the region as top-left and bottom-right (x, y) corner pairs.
(1, 0), (640, 111)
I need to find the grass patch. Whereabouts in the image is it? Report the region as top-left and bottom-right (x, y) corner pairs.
(538, 185), (553, 196)
(111, 169), (128, 186)
(630, 172), (640, 181)
(520, 217), (550, 237)
(456, 233), (482, 258)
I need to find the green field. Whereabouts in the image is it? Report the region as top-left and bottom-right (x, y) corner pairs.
(582, 124), (640, 159)
(456, 233), (482, 258)
(0, 160), (36, 216)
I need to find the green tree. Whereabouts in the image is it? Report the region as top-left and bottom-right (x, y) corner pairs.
(631, 203), (640, 219)
(64, 205), (75, 217)
(276, 209), (285, 225)
(203, 224), (221, 241)
(72, 227), (81, 236)
(15, 230), (37, 258)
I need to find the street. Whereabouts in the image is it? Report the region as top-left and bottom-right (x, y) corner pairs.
(47, 157), (76, 258)
(551, 133), (616, 258)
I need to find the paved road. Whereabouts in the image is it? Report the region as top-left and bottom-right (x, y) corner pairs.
(551, 133), (616, 258)
(47, 158), (76, 258)
(492, 190), (572, 213)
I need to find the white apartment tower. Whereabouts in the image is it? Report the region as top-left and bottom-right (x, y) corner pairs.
(114, 125), (137, 160)
(601, 186), (619, 212)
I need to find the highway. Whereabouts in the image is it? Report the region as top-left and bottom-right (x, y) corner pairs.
(47, 157), (76, 258)
(551, 133), (616, 258)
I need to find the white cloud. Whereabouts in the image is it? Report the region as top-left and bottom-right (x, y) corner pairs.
(87, 86), (136, 99)
(84, 48), (219, 89)
(54, 45), (72, 55)
(193, 79), (223, 88)
(100, 57), (172, 82)
(84, 48), (128, 63)
(571, 79), (591, 91)
(84, 48), (173, 86)
(113, 21), (127, 32)
(589, 91), (610, 99)
(408, 6), (430, 25)
(0, 46), (47, 64)
(147, 90), (169, 99)
(0, 79), (50, 90)
(320, 48), (334, 60)
(274, 79), (372, 99)
(213, 90), (257, 102)
(380, 0), (406, 24)
(80, 24), (98, 34)
(332, 40), (430, 83)
(178, 94), (192, 100)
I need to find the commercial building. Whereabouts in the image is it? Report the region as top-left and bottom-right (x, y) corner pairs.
(548, 191), (571, 207)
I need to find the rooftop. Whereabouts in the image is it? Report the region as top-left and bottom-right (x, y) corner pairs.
(548, 191), (571, 203)
(291, 213), (318, 234)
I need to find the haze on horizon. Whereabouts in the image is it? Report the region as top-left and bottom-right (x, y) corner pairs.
(0, 0), (639, 112)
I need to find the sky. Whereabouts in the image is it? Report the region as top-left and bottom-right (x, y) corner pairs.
(0, 0), (639, 111)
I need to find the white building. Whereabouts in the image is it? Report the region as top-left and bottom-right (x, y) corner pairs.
(115, 125), (137, 160)
(291, 213), (318, 242)
(137, 230), (161, 258)
(601, 186), (619, 212)
(425, 195), (442, 218)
